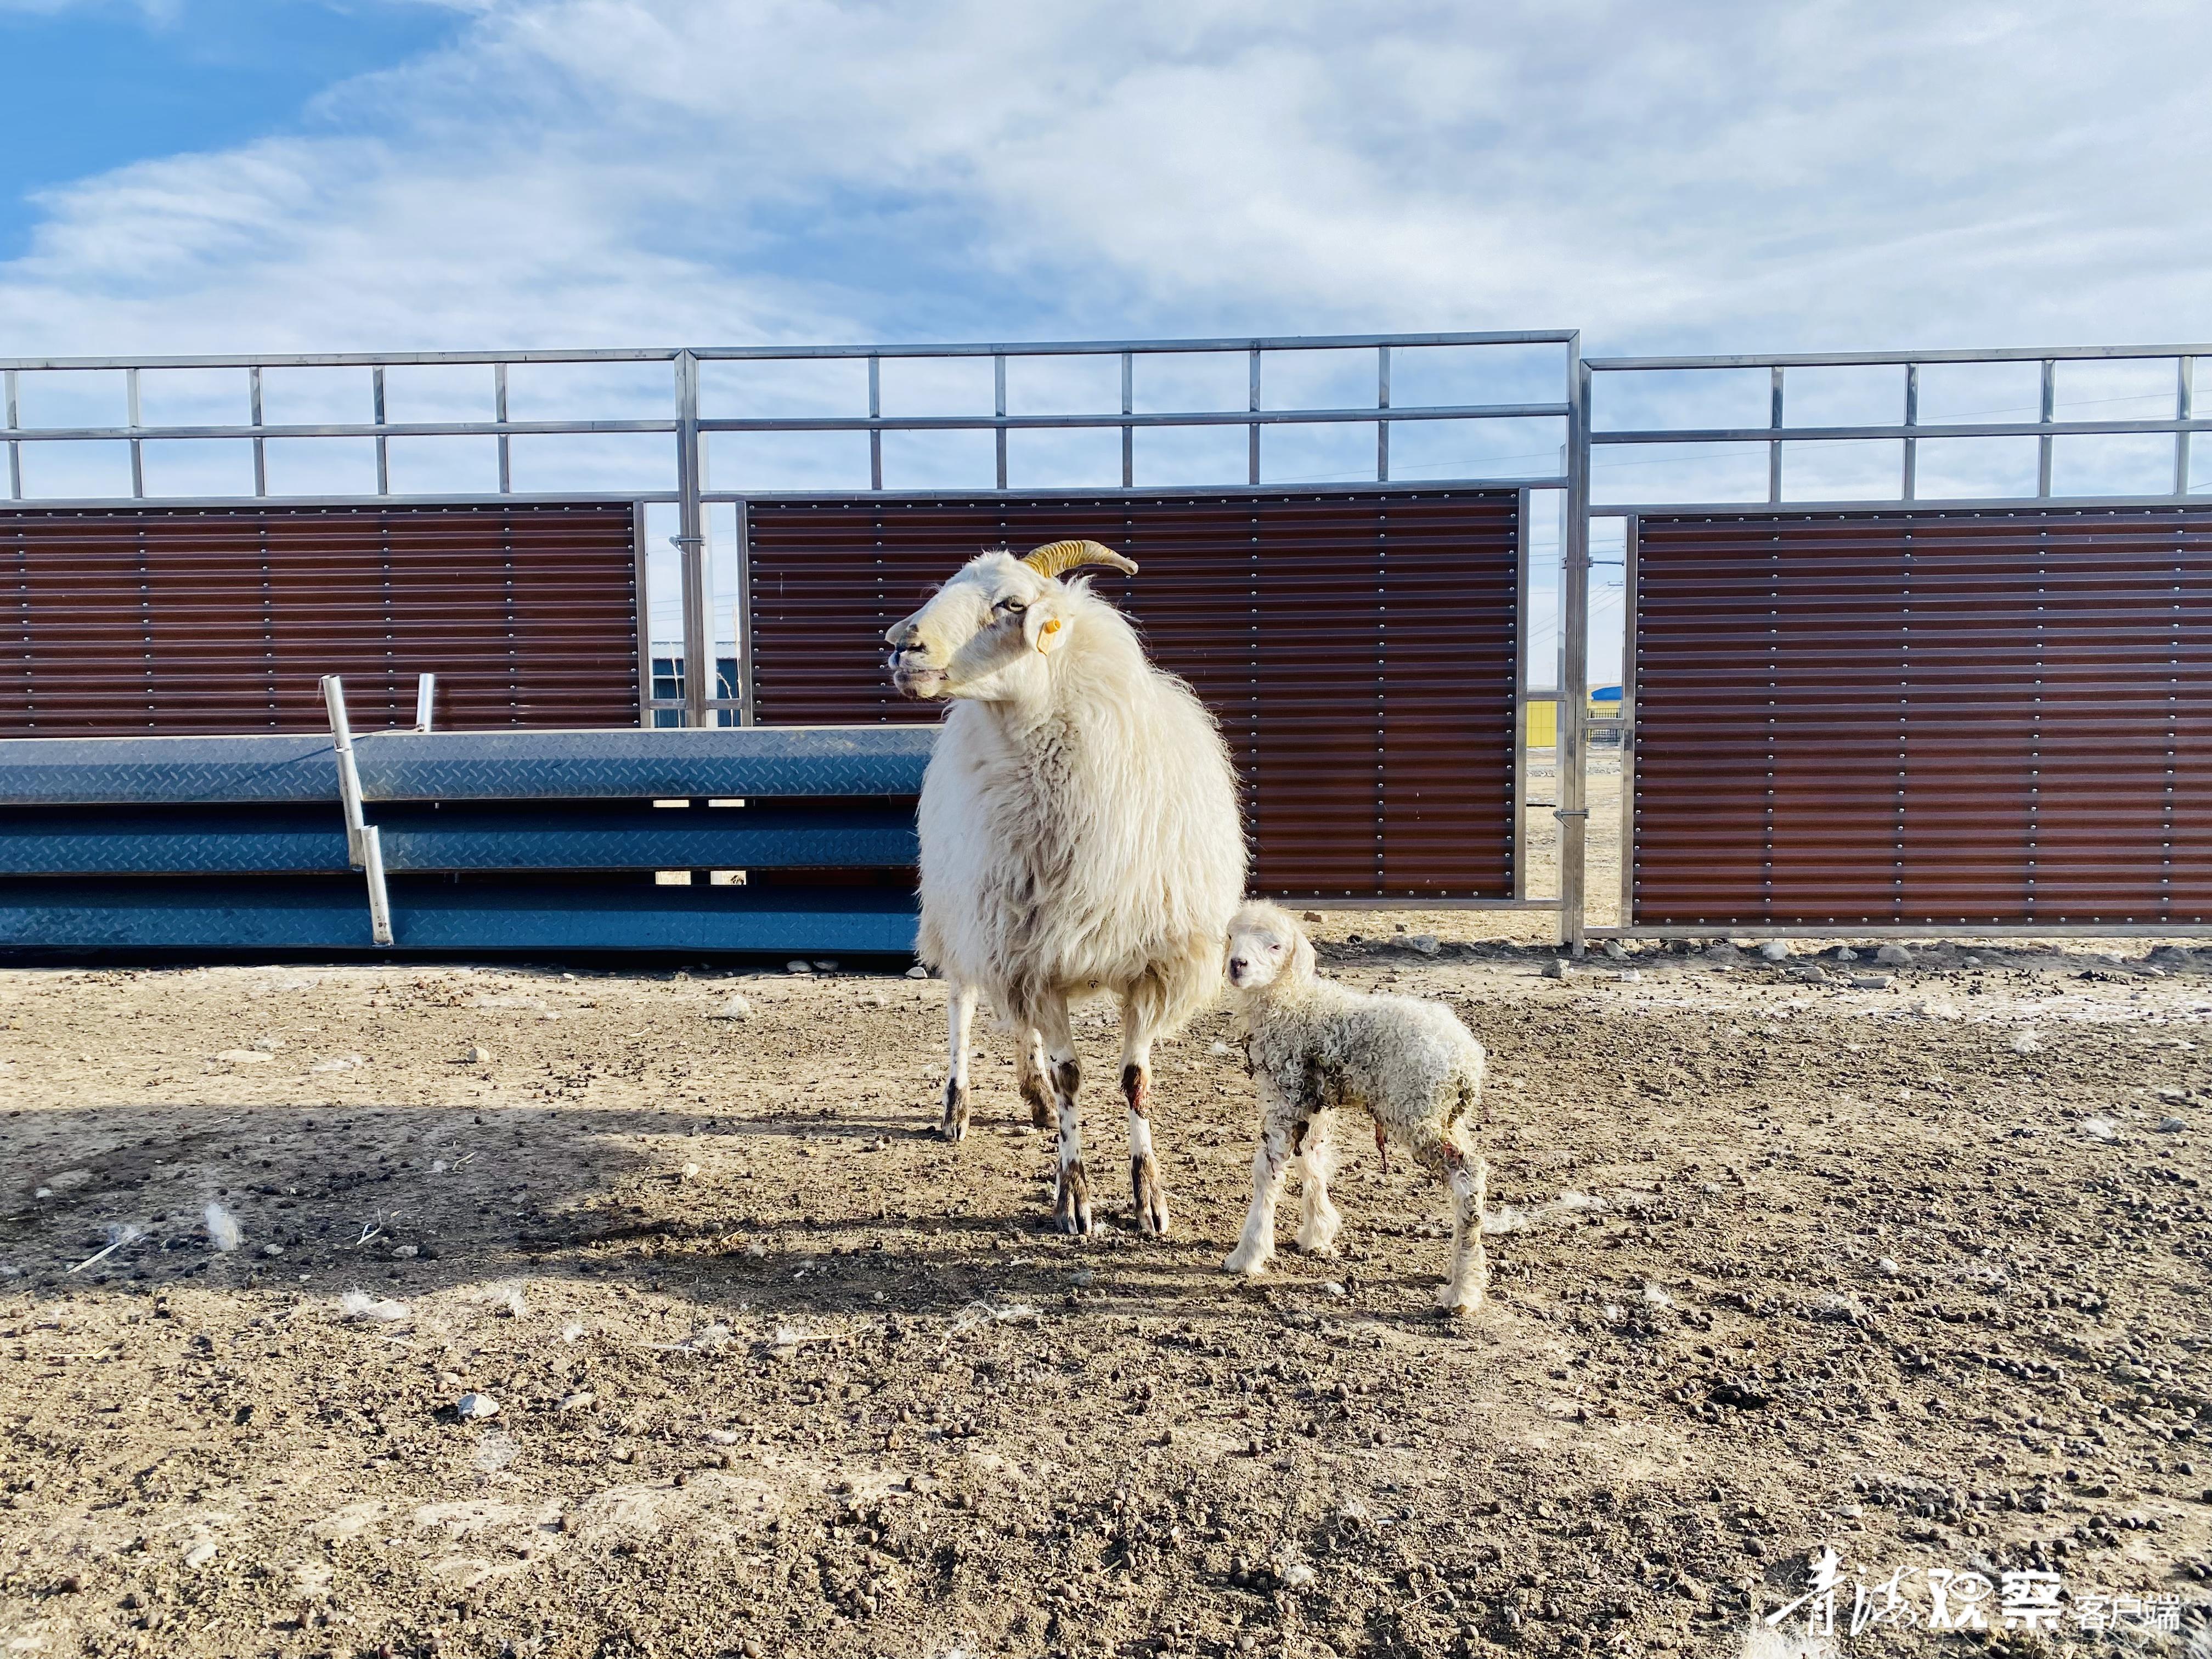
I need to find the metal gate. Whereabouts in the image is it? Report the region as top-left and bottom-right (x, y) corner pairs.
(1594, 342), (2211, 938)
(746, 489), (1525, 901)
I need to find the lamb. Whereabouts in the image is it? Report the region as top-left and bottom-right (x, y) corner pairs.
(1220, 901), (1491, 1313)
(884, 539), (1246, 1235)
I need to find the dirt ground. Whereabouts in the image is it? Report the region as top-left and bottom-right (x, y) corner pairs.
(2, 901), (2210, 1659)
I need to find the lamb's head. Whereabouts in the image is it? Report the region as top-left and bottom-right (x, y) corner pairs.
(884, 539), (1137, 703)
(1225, 900), (1317, 994)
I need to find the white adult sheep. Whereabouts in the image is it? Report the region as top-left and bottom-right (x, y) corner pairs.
(1220, 901), (1491, 1313)
(885, 539), (1246, 1235)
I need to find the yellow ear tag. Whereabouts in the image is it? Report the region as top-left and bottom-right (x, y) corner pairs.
(1038, 617), (1062, 653)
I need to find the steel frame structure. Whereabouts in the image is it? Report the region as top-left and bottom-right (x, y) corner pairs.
(0, 331), (1585, 933)
(1588, 341), (2212, 942)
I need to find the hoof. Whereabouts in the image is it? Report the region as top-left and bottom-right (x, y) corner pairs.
(938, 1082), (970, 1142)
(1291, 1236), (1340, 1258)
(1020, 1076), (1053, 1130)
(1053, 1161), (1094, 1235)
(1436, 1284), (1485, 1316)
(1222, 1244), (1272, 1277)
(1131, 1153), (1170, 1236)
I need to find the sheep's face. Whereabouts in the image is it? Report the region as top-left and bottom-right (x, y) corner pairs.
(1226, 901), (1314, 992)
(884, 553), (1071, 704)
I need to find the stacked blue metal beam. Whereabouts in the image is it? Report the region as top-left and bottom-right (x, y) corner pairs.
(0, 727), (933, 956)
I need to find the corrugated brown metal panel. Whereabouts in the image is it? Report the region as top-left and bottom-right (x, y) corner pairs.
(0, 503), (640, 736)
(1632, 505), (2212, 927)
(746, 490), (1519, 899)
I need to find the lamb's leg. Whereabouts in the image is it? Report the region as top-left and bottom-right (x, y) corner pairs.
(1293, 1109), (1342, 1256)
(1411, 1119), (1488, 1315)
(1015, 1027), (1053, 1130)
(1119, 1002), (1168, 1235)
(1038, 998), (1094, 1235)
(1223, 1084), (1300, 1276)
(938, 981), (978, 1142)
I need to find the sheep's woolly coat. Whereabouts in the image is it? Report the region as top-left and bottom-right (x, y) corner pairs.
(1239, 962), (1488, 1139)
(914, 578), (1245, 1035)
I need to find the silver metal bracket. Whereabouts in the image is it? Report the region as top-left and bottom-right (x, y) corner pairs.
(321, 675), (395, 947)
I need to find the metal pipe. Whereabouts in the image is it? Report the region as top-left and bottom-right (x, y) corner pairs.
(1585, 341), (2212, 370)
(414, 673), (435, 732)
(320, 674), (368, 866)
(867, 357), (882, 490)
(1248, 348), (1261, 486)
(2038, 360), (2055, 497)
(1377, 345), (1391, 483)
(1768, 365), (1784, 504)
(994, 355), (1007, 489)
(126, 368), (143, 499)
(359, 824), (394, 947)
(1902, 363), (1918, 501)
(249, 366), (266, 497)
(1556, 345), (1592, 956)
(373, 367), (389, 495)
(734, 498), (757, 726)
(1590, 415), (2208, 445)
(2179, 357), (2194, 496)
(6, 368), (21, 499)
(495, 362), (511, 494)
(1618, 516), (1640, 929)
(1512, 486), (1530, 901)
(1120, 352), (1133, 487)
(631, 503), (655, 730)
(673, 352), (710, 727)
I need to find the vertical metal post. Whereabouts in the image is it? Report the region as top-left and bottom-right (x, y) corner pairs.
(373, 366), (390, 495)
(1902, 363), (1918, 501)
(631, 502), (654, 729)
(249, 365), (267, 498)
(320, 674), (393, 947)
(994, 354), (1008, 489)
(868, 356), (883, 490)
(1248, 348), (1262, 486)
(495, 362), (511, 494)
(1512, 487), (1530, 901)
(673, 351), (711, 727)
(1376, 345), (1391, 483)
(414, 673), (435, 732)
(734, 498), (757, 726)
(4, 369), (18, 500)
(1120, 352), (1134, 487)
(1618, 515), (1640, 929)
(126, 367), (144, 499)
(2037, 359), (2055, 498)
(2176, 357), (2193, 498)
(1556, 344), (1592, 956)
(1768, 365), (1784, 504)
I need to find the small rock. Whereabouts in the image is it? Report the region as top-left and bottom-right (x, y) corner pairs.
(251, 1036), (284, 1053)
(1323, 1280), (1347, 1297)
(557, 1391), (596, 1413)
(1916, 998), (1961, 1020)
(2011, 1028), (2043, 1054)
(1301, 911), (1323, 923)
(1208, 1040), (1237, 1057)
(1877, 1257), (1900, 1277)
(1543, 959), (1576, 980)
(2158, 1116), (2187, 1133)
(1602, 939), (1629, 961)
(1874, 944), (1914, 968)
(786, 961), (812, 975)
(1834, 947), (1859, 962)
(183, 1541), (217, 1570)
(1848, 974), (1894, 990)
(465, 1045), (494, 1064)
(309, 1053), (366, 1074)
(392, 1244), (419, 1259)
(680, 1162), (702, 1180)
(1406, 934), (1440, 956)
(706, 995), (753, 1021)
(1614, 968), (1642, 983)
(259, 1243), (283, 1257)
(2080, 1116), (2118, 1142)
(455, 1392), (500, 1420)
(1758, 940), (1790, 962)
(1791, 965), (1830, 983)
(212, 1048), (272, 1065)
(812, 960), (839, 972)
(906, 965), (929, 979)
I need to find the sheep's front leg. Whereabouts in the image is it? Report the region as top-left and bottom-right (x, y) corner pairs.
(1292, 1109), (1342, 1256)
(1411, 1120), (1488, 1315)
(1223, 1084), (1302, 1276)
(1015, 1027), (1053, 1130)
(938, 981), (978, 1142)
(1037, 998), (1094, 1235)
(1119, 1002), (1168, 1235)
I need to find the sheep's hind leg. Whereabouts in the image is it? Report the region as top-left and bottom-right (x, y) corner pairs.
(1015, 1028), (1053, 1130)
(938, 981), (979, 1142)
(1119, 1008), (1168, 1235)
(1038, 998), (1094, 1235)
(1292, 1110), (1342, 1256)
(1411, 1119), (1488, 1315)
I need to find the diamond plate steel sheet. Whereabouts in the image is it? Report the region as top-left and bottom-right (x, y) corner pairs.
(0, 878), (919, 955)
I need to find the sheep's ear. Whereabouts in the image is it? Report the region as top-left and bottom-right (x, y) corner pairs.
(1288, 928), (1318, 981)
(1024, 594), (1072, 656)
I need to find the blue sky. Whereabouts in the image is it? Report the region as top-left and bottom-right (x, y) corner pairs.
(3, 1), (2208, 676)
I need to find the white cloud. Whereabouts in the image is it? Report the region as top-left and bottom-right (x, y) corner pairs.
(2, 0), (2208, 362)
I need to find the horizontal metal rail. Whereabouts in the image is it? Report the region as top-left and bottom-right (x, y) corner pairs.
(1595, 416), (2212, 445)
(1586, 342), (2212, 370)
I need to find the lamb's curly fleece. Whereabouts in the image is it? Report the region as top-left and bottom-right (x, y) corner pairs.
(1222, 901), (1491, 1313)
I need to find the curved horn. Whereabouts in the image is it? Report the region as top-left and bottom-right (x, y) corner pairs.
(1022, 539), (1138, 580)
